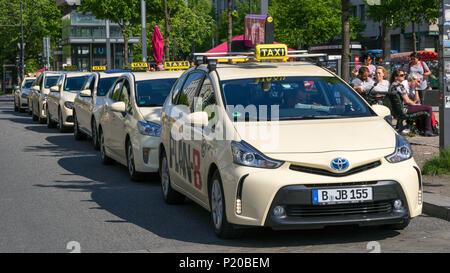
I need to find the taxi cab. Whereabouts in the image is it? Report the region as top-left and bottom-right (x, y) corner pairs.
(14, 77), (35, 112)
(158, 44), (422, 238)
(46, 72), (91, 132)
(98, 69), (183, 181)
(73, 69), (123, 149)
(30, 72), (63, 123)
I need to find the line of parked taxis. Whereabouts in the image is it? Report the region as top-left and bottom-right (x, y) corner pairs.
(13, 44), (423, 238)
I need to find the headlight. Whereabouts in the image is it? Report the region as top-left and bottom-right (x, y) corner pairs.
(385, 134), (412, 163)
(137, 121), (161, 137)
(64, 101), (74, 109)
(231, 141), (284, 169)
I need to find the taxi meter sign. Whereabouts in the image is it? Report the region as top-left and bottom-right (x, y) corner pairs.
(164, 61), (190, 70)
(255, 44), (288, 61)
(131, 62), (148, 69)
(63, 65), (77, 71)
(92, 66), (106, 71)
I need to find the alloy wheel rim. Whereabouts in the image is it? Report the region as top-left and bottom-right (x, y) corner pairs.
(211, 180), (223, 230)
(127, 144), (134, 175)
(92, 122), (97, 145)
(100, 133), (106, 159)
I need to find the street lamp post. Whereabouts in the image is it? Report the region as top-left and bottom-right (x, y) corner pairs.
(141, 0), (147, 63)
(20, 0), (24, 81)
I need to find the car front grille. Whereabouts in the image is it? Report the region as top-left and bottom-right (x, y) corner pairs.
(286, 201), (393, 217)
(289, 161), (381, 177)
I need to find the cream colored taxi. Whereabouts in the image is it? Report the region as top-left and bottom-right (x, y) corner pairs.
(73, 71), (122, 149)
(29, 72), (62, 123)
(46, 72), (91, 132)
(158, 45), (423, 238)
(98, 71), (182, 181)
(14, 77), (35, 112)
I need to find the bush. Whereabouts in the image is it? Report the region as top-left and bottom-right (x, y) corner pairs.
(422, 149), (450, 176)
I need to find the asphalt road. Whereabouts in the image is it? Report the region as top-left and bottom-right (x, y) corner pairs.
(0, 95), (449, 253)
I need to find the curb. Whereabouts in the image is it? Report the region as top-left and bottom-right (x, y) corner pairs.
(423, 192), (450, 221)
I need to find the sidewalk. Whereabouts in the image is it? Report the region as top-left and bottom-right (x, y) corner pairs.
(406, 131), (450, 221)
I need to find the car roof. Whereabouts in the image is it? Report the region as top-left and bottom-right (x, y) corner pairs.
(130, 71), (184, 81)
(24, 77), (36, 80)
(97, 72), (124, 79)
(64, 72), (92, 78)
(206, 61), (334, 80)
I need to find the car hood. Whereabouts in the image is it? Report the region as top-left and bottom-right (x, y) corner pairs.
(139, 107), (162, 124)
(233, 117), (396, 155)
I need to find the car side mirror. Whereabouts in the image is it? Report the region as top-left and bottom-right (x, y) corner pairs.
(110, 101), (126, 113)
(188, 111), (209, 127)
(50, 86), (59, 92)
(372, 105), (391, 118)
(80, 89), (92, 97)
(31, 86), (40, 92)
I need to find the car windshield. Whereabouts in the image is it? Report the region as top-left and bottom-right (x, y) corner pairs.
(44, 76), (60, 88)
(97, 77), (118, 96)
(135, 78), (177, 107)
(23, 80), (34, 89)
(64, 76), (89, 92)
(220, 76), (374, 121)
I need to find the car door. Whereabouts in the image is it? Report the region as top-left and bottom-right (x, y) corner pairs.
(167, 71), (204, 194)
(102, 79), (124, 156)
(78, 74), (96, 132)
(47, 75), (62, 119)
(109, 79), (131, 161)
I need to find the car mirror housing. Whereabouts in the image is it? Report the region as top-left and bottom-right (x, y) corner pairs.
(188, 111), (209, 127)
(110, 101), (126, 113)
(50, 86), (60, 92)
(80, 89), (92, 97)
(371, 105), (391, 118)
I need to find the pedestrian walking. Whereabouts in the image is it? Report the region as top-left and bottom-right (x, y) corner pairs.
(403, 52), (431, 103)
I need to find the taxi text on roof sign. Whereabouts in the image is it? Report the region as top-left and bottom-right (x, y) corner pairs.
(255, 44), (288, 61)
(164, 61), (190, 70)
(63, 65), (77, 71)
(131, 62), (148, 69)
(92, 66), (106, 71)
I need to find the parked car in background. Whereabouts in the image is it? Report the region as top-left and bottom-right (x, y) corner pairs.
(14, 77), (35, 113)
(46, 72), (91, 132)
(98, 71), (182, 181)
(73, 71), (123, 149)
(29, 72), (62, 123)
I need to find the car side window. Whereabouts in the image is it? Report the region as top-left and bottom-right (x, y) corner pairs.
(109, 80), (123, 101)
(177, 72), (204, 112)
(121, 80), (132, 112)
(196, 76), (216, 111)
(83, 75), (95, 91)
(171, 72), (189, 104)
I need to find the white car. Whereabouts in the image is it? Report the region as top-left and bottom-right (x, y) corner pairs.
(29, 72), (62, 123)
(73, 71), (123, 149)
(14, 77), (35, 112)
(46, 72), (92, 132)
(158, 44), (422, 238)
(98, 71), (182, 181)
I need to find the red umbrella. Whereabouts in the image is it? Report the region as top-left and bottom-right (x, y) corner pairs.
(152, 26), (164, 68)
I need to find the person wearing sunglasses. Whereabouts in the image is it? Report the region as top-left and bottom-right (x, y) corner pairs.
(389, 71), (435, 136)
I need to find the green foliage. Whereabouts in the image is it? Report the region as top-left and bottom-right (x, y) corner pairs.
(0, 0), (61, 73)
(422, 149), (450, 176)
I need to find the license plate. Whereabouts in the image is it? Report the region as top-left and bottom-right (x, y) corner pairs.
(312, 187), (373, 204)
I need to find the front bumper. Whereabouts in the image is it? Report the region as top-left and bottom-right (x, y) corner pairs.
(264, 181), (409, 230)
(132, 134), (160, 173)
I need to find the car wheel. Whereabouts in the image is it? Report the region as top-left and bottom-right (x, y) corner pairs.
(209, 170), (243, 239)
(100, 129), (114, 165)
(91, 119), (100, 150)
(58, 109), (69, 133)
(38, 105), (46, 124)
(127, 141), (143, 181)
(32, 105), (38, 121)
(27, 100), (32, 115)
(160, 151), (184, 204)
(14, 97), (19, 112)
(46, 108), (56, 128)
(73, 112), (86, 140)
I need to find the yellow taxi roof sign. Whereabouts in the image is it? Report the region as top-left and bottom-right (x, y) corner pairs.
(92, 66), (106, 71)
(63, 65), (77, 71)
(255, 44), (288, 61)
(131, 62), (148, 69)
(164, 61), (190, 70)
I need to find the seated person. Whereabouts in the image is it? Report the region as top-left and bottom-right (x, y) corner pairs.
(285, 83), (332, 112)
(352, 66), (375, 94)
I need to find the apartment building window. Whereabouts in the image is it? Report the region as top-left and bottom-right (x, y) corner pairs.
(359, 5), (365, 21)
(351, 6), (357, 18)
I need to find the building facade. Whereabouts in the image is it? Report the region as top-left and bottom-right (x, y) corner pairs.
(55, 0), (140, 71)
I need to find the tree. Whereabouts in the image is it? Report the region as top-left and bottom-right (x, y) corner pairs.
(341, 0), (350, 83)
(394, 0), (438, 52)
(80, 0), (141, 66)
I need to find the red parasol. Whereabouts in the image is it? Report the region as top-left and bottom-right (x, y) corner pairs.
(152, 26), (164, 68)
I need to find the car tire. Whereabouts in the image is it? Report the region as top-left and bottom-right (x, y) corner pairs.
(100, 129), (114, 165)
(58, 109), (69, 133)
(160, 150), (185, 204)
(46, 108), (56, 128)
(209, 170), (243, 239)
(91, 119), (100, 151)
(38, 105), (46, 124)
(73, 111), (86, 140)
(384, 217), (411, 230)
(32, 106), (38, 121)
(14, 98), (19, 112)
(27, 100), (32, 115)
(126, 140), (143, 181)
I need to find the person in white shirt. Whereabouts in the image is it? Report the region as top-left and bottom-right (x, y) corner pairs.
(352, 66), (375, 94)
(371, 66), (390, 92)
